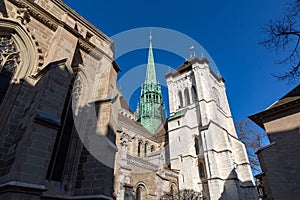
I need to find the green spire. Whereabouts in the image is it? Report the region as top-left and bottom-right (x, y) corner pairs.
(136, 35), (166, 134)
(145, 35), (157, 84)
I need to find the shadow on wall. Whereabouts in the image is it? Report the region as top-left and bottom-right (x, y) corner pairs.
(256, 127), (300, 199)
(0, 1), (8, 18)
(219, 169), (257, 200)
(0, 59), (117, 199)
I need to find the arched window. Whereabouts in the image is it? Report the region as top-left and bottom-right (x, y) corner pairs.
(144, 143), (148, 157)
(0, 35), (20, 106)
(212, 87), (220, 107)
(0, 68), (14, 105)
(184, 88), (190, 105)
(194, 138), (199, 155)
(151, 145), (155, 152)
(198, 161), (206, 178)
(138, 141), (142, 157)
(178, 91), (183, 108)
(136, 187), (141, 200)
(191, 86), (197, 103)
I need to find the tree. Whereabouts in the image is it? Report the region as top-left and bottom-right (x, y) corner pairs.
(261, 0), (300, 81)
(160, 189), (203, 200)
(235, 120), (267, 174)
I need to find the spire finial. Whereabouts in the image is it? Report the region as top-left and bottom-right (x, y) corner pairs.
(145, 33), (156, 85)
(189, 45), (195, 58)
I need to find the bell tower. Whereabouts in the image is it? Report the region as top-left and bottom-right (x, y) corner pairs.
(136, 35), (166, 134)
(166, 57), (257, 199)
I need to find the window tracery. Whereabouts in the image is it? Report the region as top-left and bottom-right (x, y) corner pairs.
(0, 35), (20, 73)
(0, 35), (20, 105)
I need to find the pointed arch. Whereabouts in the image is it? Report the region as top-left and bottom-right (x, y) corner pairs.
(191, 85), (197, 103)
(212, 87), (220, 107)
(0, 18), (42, 81)
(178, 91), (183, 108)
(138, 142), (141, 157)
(72, 65), (92, 115)
(184, 88), (190, 105)
(134, 182), (148, 200)
(150, 145), (155, 152)
(144, 142), (148, 157)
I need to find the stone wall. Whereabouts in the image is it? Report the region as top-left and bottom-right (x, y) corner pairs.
(0, 0), (118, 199)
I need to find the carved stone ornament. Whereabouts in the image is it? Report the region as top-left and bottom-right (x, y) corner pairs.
(0, 35), (20, 73)
(16, 8), (30, 25)
(8, 0), (58, 31)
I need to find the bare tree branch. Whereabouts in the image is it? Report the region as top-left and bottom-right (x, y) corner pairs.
(235, 120), (267, 174)
(260, 0), (300, 82)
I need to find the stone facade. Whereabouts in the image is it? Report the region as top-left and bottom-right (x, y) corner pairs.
(0, 0), (117, 199)
(250, 84), (300, 200)
(113, 91), (178, 200)
(165, 57), (257, 200)
(0, 1), (258, 200)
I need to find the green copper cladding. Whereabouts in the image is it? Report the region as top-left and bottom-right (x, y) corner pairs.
(145, 35), (157, 84)
(136, 35), (166, 134)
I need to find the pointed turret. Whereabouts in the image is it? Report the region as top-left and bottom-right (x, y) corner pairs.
(136, 35), (166, 134)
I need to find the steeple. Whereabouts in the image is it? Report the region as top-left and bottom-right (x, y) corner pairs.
(145, 35), (157, 84)
(136, 35), (166, 134)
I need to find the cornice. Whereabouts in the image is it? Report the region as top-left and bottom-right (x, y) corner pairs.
(8, 0), (114, 61)
(8, 0), (60, 31)
(78, 38), (105, 60)
(51, 0), (113, 44)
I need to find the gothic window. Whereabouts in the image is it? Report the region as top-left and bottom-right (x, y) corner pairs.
(138, 141), (142, 157)
(191, 86), (197, 103)
(151, 145), (155, 152)
(178, 91), (183, 108)
(184, 88), (190, 105)
(136, 187), (142, 200)
(198, 161), (206, 178)
(72, 78), (82, 114)
(0, 35), (20, 105)
(46, 76), (76, 181)
(144, 143), (148, 157)
(195, 137), (199, 155)
(212, 87), (220, 107)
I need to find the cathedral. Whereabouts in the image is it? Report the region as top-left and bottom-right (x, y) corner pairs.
(113, 36), (258, 200)
(0, 0), (257, 199)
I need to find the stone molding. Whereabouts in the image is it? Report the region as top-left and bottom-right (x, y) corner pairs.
(0, 18), (44, 80)
(7, 0), (113, 61)
(127, 154), (158, 171)
(8, 0), (59, 31)
(78, 39), (103, 60)
(0, 181), (47, 195)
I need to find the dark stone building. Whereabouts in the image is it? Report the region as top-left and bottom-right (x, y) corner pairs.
(250, 84), (300, 200)
(0, 0), (119, 199)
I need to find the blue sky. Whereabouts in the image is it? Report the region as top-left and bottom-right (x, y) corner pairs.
(63, 0), (296, 122)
